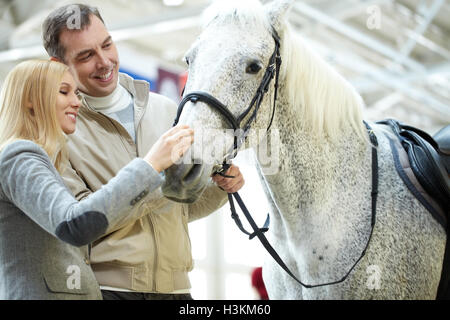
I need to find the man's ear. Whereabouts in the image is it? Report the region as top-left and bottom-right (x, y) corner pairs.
(50, 56), (61, 62)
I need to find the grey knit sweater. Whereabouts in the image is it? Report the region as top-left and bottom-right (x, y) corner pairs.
(0, 140), (163, 299)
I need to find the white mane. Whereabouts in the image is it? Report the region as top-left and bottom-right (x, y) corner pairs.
(202, 0), (367, 143)
(280, 26), (367, 142)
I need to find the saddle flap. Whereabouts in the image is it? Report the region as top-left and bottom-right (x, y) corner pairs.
(407, 139), (449, 208)
(379, 119), (450, 215)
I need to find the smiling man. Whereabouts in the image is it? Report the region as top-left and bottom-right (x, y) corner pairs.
(42, 4), (245, 300)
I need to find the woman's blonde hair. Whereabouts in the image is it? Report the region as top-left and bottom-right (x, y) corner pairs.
(0, 59), (69, 172)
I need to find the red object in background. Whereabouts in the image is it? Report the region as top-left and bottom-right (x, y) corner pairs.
(179, 71), (188, 97)
(156, 68), (181, 103)
(251, 267), (268, 300)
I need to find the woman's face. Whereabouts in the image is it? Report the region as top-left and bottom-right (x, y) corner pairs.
(56, 71), (81, 134)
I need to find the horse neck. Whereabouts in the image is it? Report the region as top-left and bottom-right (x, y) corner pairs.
(260, 86), (370, 221)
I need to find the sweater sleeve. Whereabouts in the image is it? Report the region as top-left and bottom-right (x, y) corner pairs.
(186, 182), (228, 222)
(0, 140), (163, 247)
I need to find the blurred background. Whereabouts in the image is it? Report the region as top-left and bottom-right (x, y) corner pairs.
(0, 0), (449, 299)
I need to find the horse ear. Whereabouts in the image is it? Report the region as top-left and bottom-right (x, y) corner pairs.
(264, 0), (294, 31)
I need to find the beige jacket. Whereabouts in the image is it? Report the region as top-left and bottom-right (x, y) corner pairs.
(62, 73), (228, 293)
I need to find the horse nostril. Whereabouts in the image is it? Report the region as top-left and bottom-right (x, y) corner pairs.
(182, 164), (203, 186)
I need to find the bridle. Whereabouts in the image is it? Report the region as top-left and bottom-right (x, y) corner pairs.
(173, 29), (282, 177)
(171, 27), (379, 290)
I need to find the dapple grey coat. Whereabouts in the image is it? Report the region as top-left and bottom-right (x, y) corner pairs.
(0, 140), (163, 299)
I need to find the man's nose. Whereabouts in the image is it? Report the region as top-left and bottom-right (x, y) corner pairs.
(96, 51), (111, 69)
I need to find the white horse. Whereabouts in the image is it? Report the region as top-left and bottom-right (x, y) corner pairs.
(162, 0), (446, 299)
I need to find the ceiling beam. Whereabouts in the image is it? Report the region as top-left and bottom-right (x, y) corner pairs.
(354, 61), (450, 93)
(393, 0), (445, 65)
(0, 10), (203, 63)
(292, 1), (426, 72)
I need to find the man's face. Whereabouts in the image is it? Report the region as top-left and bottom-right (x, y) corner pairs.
(59, 15), (119, 97)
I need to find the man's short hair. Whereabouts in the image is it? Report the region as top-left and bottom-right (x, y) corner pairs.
(42, 4), (105, 61)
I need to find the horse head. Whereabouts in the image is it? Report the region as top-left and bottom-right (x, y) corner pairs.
(162, 0), (293, 203)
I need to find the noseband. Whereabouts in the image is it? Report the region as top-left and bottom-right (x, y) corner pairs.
(173, 29), (282, 176)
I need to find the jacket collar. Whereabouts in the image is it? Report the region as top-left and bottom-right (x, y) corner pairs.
(118, 73), (150, 124)
(81, 72), (150, 118)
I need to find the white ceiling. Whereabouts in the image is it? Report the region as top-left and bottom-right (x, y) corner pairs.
(0, 0), (449, 133)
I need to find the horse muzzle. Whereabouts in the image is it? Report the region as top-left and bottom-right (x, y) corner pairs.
(162, 162), (210, 203)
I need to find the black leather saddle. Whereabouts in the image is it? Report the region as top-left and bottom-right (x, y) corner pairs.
(378, 119), (449, 216)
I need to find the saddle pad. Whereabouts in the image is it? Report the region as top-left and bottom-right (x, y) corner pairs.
(382, 128), (447, 230)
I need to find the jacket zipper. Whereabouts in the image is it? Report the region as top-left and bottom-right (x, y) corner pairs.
(148, 212), (158, 292)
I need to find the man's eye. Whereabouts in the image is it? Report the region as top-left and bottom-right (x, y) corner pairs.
(80, 53), (92, 61)
(103, 43), (112, 49)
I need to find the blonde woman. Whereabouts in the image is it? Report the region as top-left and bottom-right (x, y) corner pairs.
(0, 60), (193, 300)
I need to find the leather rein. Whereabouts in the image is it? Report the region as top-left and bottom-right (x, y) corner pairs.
(172, 28), (379, 289)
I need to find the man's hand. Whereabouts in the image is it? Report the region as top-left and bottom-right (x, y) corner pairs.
(211, 165), (245, 193)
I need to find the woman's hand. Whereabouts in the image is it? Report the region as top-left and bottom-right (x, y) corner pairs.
(144, 125), (194, 173)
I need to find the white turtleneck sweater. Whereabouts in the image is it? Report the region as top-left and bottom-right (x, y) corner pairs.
(84, 82), (136, 142)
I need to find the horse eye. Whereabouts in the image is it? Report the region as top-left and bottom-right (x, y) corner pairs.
(246, 62), (262, 74)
